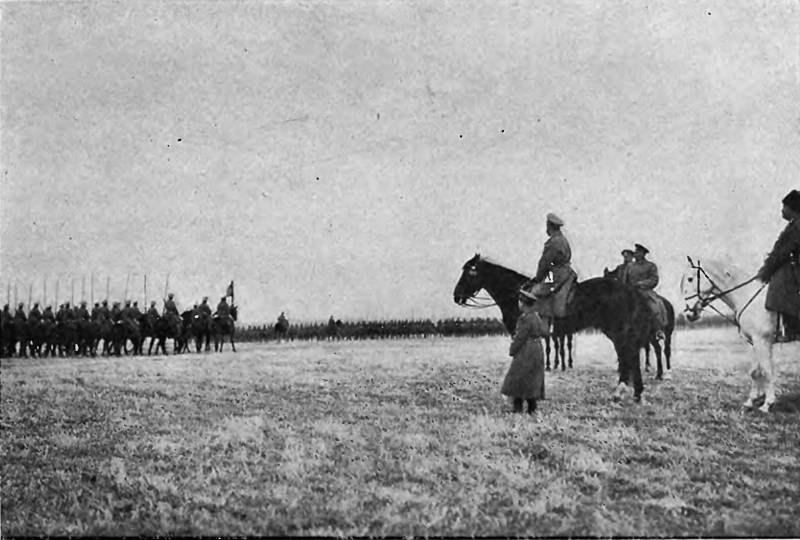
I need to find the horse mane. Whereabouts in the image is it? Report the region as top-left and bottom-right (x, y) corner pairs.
(476, 255), (530, 281)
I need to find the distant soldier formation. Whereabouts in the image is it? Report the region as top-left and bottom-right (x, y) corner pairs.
(0, 286), (238, 358)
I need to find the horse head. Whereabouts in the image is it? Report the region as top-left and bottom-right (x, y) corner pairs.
(680, 257), (740, 322)
(453, 254), (486, 305)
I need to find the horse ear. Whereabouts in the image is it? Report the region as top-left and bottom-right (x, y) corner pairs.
(686, 256), (694, 266)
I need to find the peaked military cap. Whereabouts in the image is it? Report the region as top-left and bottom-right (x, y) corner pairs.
(546, 213), (564, 227)
(634, 243), (650, 254)
(782, 189), (800, 213)
(621, 248), (634, 256)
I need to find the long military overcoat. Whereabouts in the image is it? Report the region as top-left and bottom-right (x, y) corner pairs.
(501, 309), (549, 400)
(759, 218), (800, 316)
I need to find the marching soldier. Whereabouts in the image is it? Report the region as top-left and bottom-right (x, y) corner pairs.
(627, 243), (667, 340)
(757, 189), (800, 341)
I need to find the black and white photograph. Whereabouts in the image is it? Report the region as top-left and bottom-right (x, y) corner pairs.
(1, 0), (799, 536)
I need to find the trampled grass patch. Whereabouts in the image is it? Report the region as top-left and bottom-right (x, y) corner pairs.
(2, 330), (799, 536)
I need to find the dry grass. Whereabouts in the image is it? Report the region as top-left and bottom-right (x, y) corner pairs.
(2, 329), (799, 537)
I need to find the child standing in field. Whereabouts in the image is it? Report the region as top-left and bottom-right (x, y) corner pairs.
(501, 288), (549, 414)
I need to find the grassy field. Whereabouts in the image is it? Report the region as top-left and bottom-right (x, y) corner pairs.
(2, 328), (799, 537)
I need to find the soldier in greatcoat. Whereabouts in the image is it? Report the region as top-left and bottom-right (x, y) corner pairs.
(757, 189), (800, 341)
(98, 300), (110, 320)
(611, 249), (634, 284)
(627, 243), (667, 340)
(42, 306), (55, 323)
(501, 288), (550, 414)
(110, 301), (123, 322)
(91, 302), (101, 320)
(199, 297), (212, 317)
(147, 301), (159, 320)
(163, 293), (178, 317)
(29, 303), (42, 323)
(77, 301), (90, 321)
(15, 303), (27, 323)
(526, 213), (577, 317)
(216, 296), (231, 319)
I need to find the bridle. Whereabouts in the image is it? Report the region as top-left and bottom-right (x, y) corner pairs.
(683, 257), (765, 330)
(456, 264), (499, 308)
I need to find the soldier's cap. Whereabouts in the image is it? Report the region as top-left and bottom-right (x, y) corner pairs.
(133, 301), (138, 305)
(168, 293), (174, 298)
(81, 301), (87, 305)
(634, 243), (650, 254)
(102, 300), (108, 305)
(151, 301), (156, 305)
(546, 213), (564, 227)
(782, 189), (800, 213)
(203, 296), (208, 301)
(34, 302), (39, 306)
(221, 296), (227, 300)
(18, 302), (24, 308)
(621, 249), (634, 256)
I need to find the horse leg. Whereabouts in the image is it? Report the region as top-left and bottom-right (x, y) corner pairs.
(611, 339), (630, 401)
(545, 336), (552, 371)
(664, 331), (672, 371)
(558, 336), (566, 371)
(632, 346), (644, 402)
(653, 340), (663, 380)
(567, 333), (573, 369)
(644, 341), (650, 372)
(746, 337), (776, 413)
(230, 331), (236, 353)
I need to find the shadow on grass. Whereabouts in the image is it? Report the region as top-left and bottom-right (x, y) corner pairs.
(771, 391), (800, 414)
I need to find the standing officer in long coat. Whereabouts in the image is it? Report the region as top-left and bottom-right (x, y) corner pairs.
(757, 189), (800, 341)
(501, 288), (550, 414)
(627, 243), (667, 340)
(526, 213), (577, 317)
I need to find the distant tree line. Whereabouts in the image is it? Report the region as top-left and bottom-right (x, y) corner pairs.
(236, 313), (731, 342)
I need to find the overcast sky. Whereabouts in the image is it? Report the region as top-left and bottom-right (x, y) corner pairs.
(1, 1), (798, 323)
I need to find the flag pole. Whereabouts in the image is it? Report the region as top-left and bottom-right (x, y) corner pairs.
(28, 283), (32, 310)
(14, 282), (18, 307)
(124, 273), (130, 302)
(43, 277), (47, 307)
(90, 273), (94, 307)
(106, 276), (110, 302)
(55, 279), (60, 308)
(70, 278), (74, 305)
(144, 274), (147, 307)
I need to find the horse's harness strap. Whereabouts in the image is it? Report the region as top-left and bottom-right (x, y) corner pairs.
(686, 262), (764, 330)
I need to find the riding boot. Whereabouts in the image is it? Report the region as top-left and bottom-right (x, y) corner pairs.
(512, 398), (523, 413)
(527, 399), (537, 415)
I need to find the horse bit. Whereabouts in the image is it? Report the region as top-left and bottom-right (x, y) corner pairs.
(683, 257), (765, 332)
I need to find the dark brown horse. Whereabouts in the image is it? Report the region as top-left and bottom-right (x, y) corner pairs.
(454, 254), (653, 402)
(212, 305), (237, 352)
(603, 266), (675, 379)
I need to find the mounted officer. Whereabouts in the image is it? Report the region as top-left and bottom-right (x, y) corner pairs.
(42, 306), (55, 323)
(163, 293), (178, 317)
(131, 301), (143, 320)
(110, 301), (123, 322)
(14, 303), (27, 323)
(757, 189), (800, 342)
(91, 302), (101, 320)
(215, 296), (231, 319)
(627, 243), (667, 340)
(147, 300), (159, 320)
(76, 301), (90, 321)
(199, 296), (212, 317)
(29, 302), (42, 323)
(525, 213), (577, 318)
(98, 300), (110, 320)
(611, 249), (634, 284)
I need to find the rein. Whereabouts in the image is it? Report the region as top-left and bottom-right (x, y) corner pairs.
(684, 260), (766, 330)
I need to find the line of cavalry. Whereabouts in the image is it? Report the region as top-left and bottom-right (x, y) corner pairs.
(0, 294), (238, 358)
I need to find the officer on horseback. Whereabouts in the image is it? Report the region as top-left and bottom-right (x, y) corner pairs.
(611, 249), (634, 284)
(216, 296), (230, 319)
(164, 293), (178, 317)
(757, 189), (800, 342)
(14, 303), (27, 323)
(29, 302), (42, 323)
(91, 302), (101, 320)
(525, 213), (577, 318)
(99, 300), (110, 320)
(147, 301), (159, 320)
(627, 243), (667, 340)
(199, 297), (212, 317)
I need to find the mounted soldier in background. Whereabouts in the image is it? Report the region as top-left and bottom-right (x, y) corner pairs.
(627, 243), (667, 341)
(524, 213), (577, 318)
(757, 189), (800, 342)
(605, 249), (633, 283)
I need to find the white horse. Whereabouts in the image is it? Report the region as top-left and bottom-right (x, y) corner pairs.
(680, 257), (778, 412)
